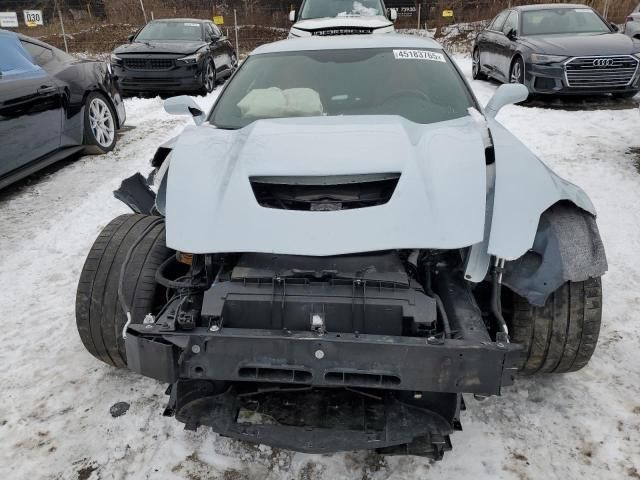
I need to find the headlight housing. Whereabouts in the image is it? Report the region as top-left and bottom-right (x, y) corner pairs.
(530, 54), (568, 64)
(288, 27), (311, 38)
(634, 53), (640, 60)
(110, 53), (122, 64)
(177, 51), (205, 65)
(375, 25), (395, 34)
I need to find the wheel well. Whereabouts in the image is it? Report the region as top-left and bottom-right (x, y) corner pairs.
(510, 54), (524, 72)
(82, 89), (121, 130)
(502, 201), (607, 307)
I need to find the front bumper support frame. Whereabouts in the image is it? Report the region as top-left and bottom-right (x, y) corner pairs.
(125, 325), (520, 396)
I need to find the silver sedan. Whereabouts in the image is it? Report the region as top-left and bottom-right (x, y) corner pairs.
(626, 4), (640, 39)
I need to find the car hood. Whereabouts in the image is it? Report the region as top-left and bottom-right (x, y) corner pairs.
(519, 32), (640, 56)
(165, 115), (487, 256)
(113, 40), (206, 55)
(292, 16), (392, 31)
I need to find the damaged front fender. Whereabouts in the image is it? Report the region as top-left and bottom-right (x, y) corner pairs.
(487, 120), (596, 261)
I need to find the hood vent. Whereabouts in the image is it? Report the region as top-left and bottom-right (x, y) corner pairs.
(250, 173), (400, 212)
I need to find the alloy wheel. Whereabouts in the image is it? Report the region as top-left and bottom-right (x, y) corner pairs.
(205, 60), (215, 92)
(510, 61), (523, 83)
(89, 98), (115, 148)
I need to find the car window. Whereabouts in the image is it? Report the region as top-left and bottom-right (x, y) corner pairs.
(522, 8), (610, 35)
(204, 23), (213, 38)
(502, 11), (518, 35)
(489, 10), (509, 31)
(136, 21), (204, 41)
(209, 48), (476, 129)
(300, 0), (385, 20)
(212, 25), (222, 37)
(20, 41), (55, 67)
(0, 37), (40, 76)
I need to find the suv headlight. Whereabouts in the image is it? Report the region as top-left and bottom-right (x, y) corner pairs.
(110, 53), (122, 64)
(530, 54), (568, 64)
(634, 53), (640, 60)
(177, 51), (205, 65)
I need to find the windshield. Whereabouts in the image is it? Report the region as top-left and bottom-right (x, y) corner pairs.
(300, 0), (384, 20)
(135, 21), (203, 41)
(209, 48), (475, 130)
(522, 8), (611, 35)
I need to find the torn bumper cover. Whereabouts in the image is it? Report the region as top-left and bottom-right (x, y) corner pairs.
(125, 325), (519, 454)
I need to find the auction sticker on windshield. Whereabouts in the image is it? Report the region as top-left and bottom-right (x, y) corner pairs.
(393, 50), (446, 62)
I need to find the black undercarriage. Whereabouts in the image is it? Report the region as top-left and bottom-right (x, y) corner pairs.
(124, 248), (520, 458)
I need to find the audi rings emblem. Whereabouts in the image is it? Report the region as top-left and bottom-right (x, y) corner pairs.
(592, 58), (614, 67)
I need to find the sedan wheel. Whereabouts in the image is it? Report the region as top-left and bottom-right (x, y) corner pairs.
(83, 92), (117, 154)
(472, 49), (485, 80)
(203, 59), (216, 93)
(510, 58), (524, 84)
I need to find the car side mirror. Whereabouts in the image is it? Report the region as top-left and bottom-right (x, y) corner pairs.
(164, 96), (206, 125)
(610, 23), (619, 32)
(289, 10), (296, 22)
(389, 9), (398, 21)
(128, 34), (135, 42)
(506, 28), (517, 40)
(484, 83), (529, 119)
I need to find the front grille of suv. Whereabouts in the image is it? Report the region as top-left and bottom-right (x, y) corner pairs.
(124, 58), (174, 70)
(565, 55), (639, 88)
(312, 27), (373, 36)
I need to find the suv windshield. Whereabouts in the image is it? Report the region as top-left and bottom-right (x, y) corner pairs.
(300, 0), (384, 20)
(209, 48), (475, 129)
(135, 21), (203, 41)
(522, 8), (611, 35)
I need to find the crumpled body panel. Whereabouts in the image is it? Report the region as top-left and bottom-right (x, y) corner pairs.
(165, 116), (487, 255)
(487, 119), (596, 260)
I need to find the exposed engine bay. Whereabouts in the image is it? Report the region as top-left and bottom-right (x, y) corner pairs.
(125, 246), (519, 458)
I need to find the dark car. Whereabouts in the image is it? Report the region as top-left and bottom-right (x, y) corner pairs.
(472, 4), (640, 97)
(110, 18), (237, 95)
(0, 30), (125, 190)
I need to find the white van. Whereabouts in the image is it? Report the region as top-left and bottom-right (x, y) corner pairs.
(289, 0), (397, 37)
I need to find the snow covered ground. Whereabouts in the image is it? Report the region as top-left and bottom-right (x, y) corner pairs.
(1, 59), (639, 480)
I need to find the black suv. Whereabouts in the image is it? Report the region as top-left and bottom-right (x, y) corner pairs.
(111, 18), (237, 95)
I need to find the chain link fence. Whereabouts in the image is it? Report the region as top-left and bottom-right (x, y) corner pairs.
(1, 0), (636, 55)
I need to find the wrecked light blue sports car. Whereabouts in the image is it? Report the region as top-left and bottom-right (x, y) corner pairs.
(75, 35), (607, 460)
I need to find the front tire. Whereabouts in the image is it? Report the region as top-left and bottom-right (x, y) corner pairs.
(83, 92), (117, 154)
(202, 57), (216, 94)
(472, 48), (486, 80)
(509, 57), (525, 85)
(506, 278), (603, 375)
(75, 214), (174, 368)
